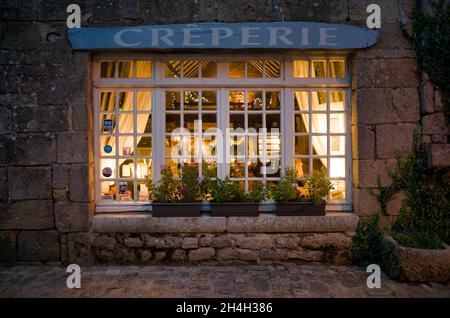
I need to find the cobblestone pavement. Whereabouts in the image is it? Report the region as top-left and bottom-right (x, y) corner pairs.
(0, 264), (449, 298)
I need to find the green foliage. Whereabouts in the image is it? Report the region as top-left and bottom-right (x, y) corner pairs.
(305, 169), (334, 205)
(148, 166), (182, 203)
(200, 162), (217, 201)
(349, 214), (389, 266)
(269, 168), (299, 203)
(210, 177), (245, 203)
(373, 129), (450, 245)
(248, 182), (267, 202)
(393, 227), (442, 249)
(404, 0), (450, 121)
(180, 164), (201, 202)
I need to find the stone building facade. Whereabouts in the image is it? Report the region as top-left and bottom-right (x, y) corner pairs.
(0, 0), (448, 265)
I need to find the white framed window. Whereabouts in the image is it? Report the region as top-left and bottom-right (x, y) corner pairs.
(93, 54), (352, 212)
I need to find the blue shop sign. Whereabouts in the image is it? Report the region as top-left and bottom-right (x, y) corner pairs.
(67, 22), (378, 50)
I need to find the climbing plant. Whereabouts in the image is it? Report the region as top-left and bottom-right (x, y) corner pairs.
(403, 0), (450, 123)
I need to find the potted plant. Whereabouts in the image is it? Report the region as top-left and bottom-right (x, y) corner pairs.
(270, 168), (333, 216)
(146, 164), (203, 217)
(209, 178), (265, 216)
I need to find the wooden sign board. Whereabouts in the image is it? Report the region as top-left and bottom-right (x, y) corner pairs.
(68, 22), (378, 50)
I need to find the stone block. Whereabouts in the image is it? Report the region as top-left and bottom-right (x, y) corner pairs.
(212, 235), (233, 248)
(92, 235), (116, 251)
(354, 188), (380, 216)
(17, 230), (60, 261)
(0, 106), (12, 133)
(357, 126), (375, 160)
(189, 247), (215, 261)
(356, 59), (418, 89)
(171, 249), (186, 261)
(217, 248), (239, 260)
(55, 202), (90, 232)
(69, 163), (90, 202)
(237, 249), (258, 261)
(141, 250), (153, 262)
(348, 0), (401, 23)
(199, 235), (213, 247)
(0, 200), (53, 230)
(0, 135), (16, 166)
(52, 164), (69, 189)
(300, 233), (352, 250)
(386, 190), (406, 216)
(143, 235), (165, 248)
(124, 237), (144, 248)
(0, 168), (8, 202)
(182, 237), (199, 249)
(57, 132), (88, 163)
(164, 235), (182, 248)
(274, 234), (301, 249)
(259, 249), (286, 261)
(71, 103), (88, 131)
(286, 250), (323, 262)
(154, 251), (166, 261)
(376, 124), (415, 158)
(9, 167), (51, 200)
(357, 159), (396, 188)
(67, 233), (95, 265)
(422, 113), (448, 136)
(15, 133), (55, 165)
(237, 234), (273, 249)
(0, 231), (16, 261)
(428, 144), (450, 168)
(14, 106), (68, 132)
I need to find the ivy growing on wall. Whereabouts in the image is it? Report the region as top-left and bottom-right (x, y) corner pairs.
(403, 0), (450, 123)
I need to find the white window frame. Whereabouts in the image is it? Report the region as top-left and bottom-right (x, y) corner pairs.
(92, 53), (352, 213)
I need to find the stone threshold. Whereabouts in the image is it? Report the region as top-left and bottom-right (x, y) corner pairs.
(92, 212), (359, 234)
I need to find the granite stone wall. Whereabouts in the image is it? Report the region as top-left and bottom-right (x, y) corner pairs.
(0, 0), (447, 264)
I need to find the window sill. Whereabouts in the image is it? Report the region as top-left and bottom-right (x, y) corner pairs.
(91, 212), (358, 234)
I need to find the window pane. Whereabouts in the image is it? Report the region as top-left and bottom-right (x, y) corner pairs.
(330, 114), (345, 133)
(118, 136), (134, 156)
(330, 60), (345, 78)
(330, 180), (346, 200)
(138, 181), (150, 201)
(330, 135), (345, 155)
(248, 114), (263, 131)
(312, 136), (327, 155)
(166, 114), (180, 133)
(293, 60), (309, 78)
(313, 158), (327, 174)
(229, 91), (245, 111)
(101, 181), (116, 200)
(312, 60), (327, 78)
(265, 60), (281, 78)
(119, 159), (134, 178)
(229, 136), (245, 156)
(230, 159), (245, 177)
(118, 91), (133, 111)
(184, 90), (199, 110)
(248, 91), (263, 110)
(100, 135), (115, 156)
(166, 136), (181, 156)
(248, 159), (263, 178)
(101, 159), (116, 178)
(203, 159), (217, 177)
(264, 158), (281, 177)
(330, 158), (345, 178)
(201, 61), (217, 78)
(202, 136), (217, 156)
(184, 114), (199, 132)
(229, 114), (245, 130)
(247, 61), (263, 78)
(100, 61), (115, 78)
(295, 158), (310, 178)
(266, 114), (280, 130)
(311, 114), (327, 133)
(202, 90), (217, 110)
(165, 91), (180, 110)
(295, 136), (309, 155)
(100, 92), (115, 112)
(136, 61), (152, 78)
(118, 61), (133, 78)
(266, 135), (281, 156)
(183, 60), (199, 78)
(183, 136), (200, 157)
(330, 91), (345, 111)
(136, 114), (151, 134)
(136, 91), (151, 111)
(294, 91), (309, 111)
(294, 114), (308, 133)
(118, 180), (134, 201)
(101, 114), (116, 134)
(202, 113), (217, 132)
(229, 61), (245, 78)
(165, 60), (181, 78)
(137, 136), (152, 156)
(247, 135), (259, 156)
(312, 91), (327, 111)
(118, 114), (134, 133)
(265, 91), (280, 110)
(165, 158), (180, 178)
